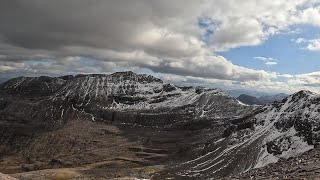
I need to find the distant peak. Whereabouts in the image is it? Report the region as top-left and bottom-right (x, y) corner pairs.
(284, 90), (318, 103)
(238, 94), (255, 98)
(293, 90), (315, 97)
(111, 71), (137, 76)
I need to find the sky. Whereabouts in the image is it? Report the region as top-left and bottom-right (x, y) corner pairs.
(0, 0), (320, 93)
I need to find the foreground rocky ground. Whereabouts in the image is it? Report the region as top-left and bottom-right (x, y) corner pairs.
(5, 148), (320, 179)
(0, 118), (180, 179)
(0, 172), (17, 180)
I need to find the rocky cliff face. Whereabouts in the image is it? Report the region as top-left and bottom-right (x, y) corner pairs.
(0, 72), (319, 179)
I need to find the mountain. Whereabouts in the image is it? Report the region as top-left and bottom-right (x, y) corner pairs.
(237, 93), (288, 105)
(259, 93), (288, 104)
(1, 72), (250, 121)
(237, 94), (264, 105)
(0, 71), (252, 179)
(226, 89), (274, 98)
(156, 90), (320, 179)
(0, 77), (9, 84)
(0, 71), (319, 179)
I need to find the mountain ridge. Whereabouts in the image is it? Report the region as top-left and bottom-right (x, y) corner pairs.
(0, 72), (319, 179)
(237, 93), (288, 105)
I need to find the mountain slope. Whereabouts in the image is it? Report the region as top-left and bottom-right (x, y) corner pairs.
(0, 72), (253, 179)
(237, 94), (264, 105)
(0, 72), (319, 179)
(227, 147), (320, 179)
(155, 90), (320, 179)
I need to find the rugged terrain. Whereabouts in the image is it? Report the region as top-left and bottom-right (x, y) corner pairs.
(0, 71), (319, 179)
(225, 147), (320, 179)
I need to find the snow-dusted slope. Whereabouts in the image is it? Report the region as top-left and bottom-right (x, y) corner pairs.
(164, 90), (320, 179)
(45, 72), (250, 119)
(254, 90), (320, 168)
(51, 72), (198, 109)
(1, 76), (66, 97)
(0, 71), (252, 128)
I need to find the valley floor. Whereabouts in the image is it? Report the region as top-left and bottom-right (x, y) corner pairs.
(0, 118), (211, 179)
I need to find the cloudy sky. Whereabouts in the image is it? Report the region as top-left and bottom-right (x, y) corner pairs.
(1, 0), (320, 93)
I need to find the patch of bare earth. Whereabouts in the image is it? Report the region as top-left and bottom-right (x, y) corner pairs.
(0, 119), (171, 179)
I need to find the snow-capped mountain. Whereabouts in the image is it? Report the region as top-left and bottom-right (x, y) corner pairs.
(253, 91), (320, 166)
(48, 72), (246, 114)
(157, 90), (320, 179)
(1, 71), (251, 122)
(0, 72), (319, 179)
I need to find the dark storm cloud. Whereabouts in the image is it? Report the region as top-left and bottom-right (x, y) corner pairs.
(0, 0), (122, 50)
(0, 0), (199, 51)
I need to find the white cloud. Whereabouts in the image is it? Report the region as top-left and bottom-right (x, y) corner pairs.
(306, 39), (320, 51)
(265, 61), (278, 66)
(293, 38), (320, 51)
(278, 74), (294, 78)
(210, 18), (266, 51)
(293, 71), (320, 86)
(158, 71), (320, 94)
(254, 56), (278, 66)
(203, 0), (320, 51)
(294, 38), (307, 44)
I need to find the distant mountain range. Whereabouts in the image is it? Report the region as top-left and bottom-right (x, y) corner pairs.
(237, 93), (288, 105)
(226, 89), (276, 98)
(0, 78), (9, 84)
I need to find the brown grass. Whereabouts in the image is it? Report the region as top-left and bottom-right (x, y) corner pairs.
(49, 170), (80, 180)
